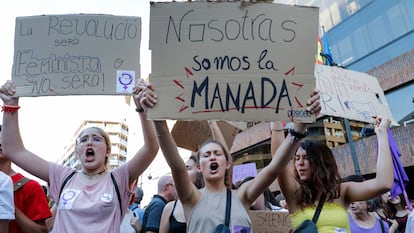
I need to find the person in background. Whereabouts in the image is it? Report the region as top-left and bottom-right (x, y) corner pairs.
(141, 175), (177, 233)
(369, 192), (400, 232)
(405, 209), (414, 233)
(0, 79), (159, 233)
(348, 199), (390, 233)
(272, 114), (394, 232)
(149, 78), (320, 232)
(275, 193), (288, 211)
(120, 179), (141, 233)
(388, 194), (409, 233)
(0, 171), (14, 233)
(159, 153), (204, 233)
(236, 176), (284, 212)
(0, 131), (51, 233)
(129, 186), (145, 224)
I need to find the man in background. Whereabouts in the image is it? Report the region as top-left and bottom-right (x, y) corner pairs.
(141, 176), (177, 233)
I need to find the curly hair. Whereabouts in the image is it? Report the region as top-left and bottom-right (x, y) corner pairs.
(293, 140), (341, 209)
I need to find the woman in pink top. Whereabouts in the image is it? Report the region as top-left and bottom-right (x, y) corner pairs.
(0, 79), (159, 233)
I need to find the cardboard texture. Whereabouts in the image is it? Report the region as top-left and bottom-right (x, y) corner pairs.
(171, 120), (239, 152)
(13, 14), (141, 96)
(315, 64), (398, 125)
(248, 210), (293, 233)
(148, 2), (319, 122)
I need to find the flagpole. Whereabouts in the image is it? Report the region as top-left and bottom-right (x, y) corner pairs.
(320, 26), (361, 175)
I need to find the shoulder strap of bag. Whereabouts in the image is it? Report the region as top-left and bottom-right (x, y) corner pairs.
(379, 218), (385, 233)
(57, 171), (122, 216)
(58, 171), (77, 199)
(110, 172), (123, 216)
(224, 189), (231, 227)
(13, 177), (31, 192)
(312, 194), (325, 223)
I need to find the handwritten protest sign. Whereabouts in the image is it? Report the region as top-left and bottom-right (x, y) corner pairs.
(248, 210), (292, 233)
(149, 2), (318, 122)
(171, 120), (240, 152)
(315, 64), (398, 125)
(13, 14), (141, 96)
(232, 162), (257, 185)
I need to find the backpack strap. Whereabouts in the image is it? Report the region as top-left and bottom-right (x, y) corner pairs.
(312, 194), (325, 223)
(13, 177), (31, 192)
(57, 171), (123, 216)
(379, 218), (385, 233)
(224, 189), (231, 227)
(58, 171), (77, 200)
(110, 172), (123, 216)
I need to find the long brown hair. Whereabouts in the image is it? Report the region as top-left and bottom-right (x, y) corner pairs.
(293, 140), (341, 208)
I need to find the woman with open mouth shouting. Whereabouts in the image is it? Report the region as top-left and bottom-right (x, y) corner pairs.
(147, 80), (321, 233)
(0, 79), (159, 233)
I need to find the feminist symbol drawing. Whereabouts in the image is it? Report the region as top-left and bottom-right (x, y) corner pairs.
(118, 72), (134, 90)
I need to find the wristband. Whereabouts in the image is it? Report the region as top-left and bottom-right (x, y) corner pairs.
(135, 107), (145, 113)
(2, 105), (20, 113)
(135, 107), (145, 112)
(288, 127), (307, 144)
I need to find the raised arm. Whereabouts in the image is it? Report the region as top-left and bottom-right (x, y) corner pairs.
(153, 120), (199, 207)
(127, 79), (159, 184)
(0, 81), (49, 181)
(343, 116), (393, 202)
(238, 90), (320, 209)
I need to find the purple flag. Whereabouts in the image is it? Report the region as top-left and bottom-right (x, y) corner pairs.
(387, 128), (409, 198)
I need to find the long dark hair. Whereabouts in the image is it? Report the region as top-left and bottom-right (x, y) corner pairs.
(294, 140), (341, 208)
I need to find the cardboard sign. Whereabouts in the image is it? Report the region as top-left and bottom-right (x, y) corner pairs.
(149, 2), (319, 122)
(315, 64), (398, 125)
(232, 162), (257, 185)
(13, 14), (141, 96)
(248, 210), (293, 233)
(171, 120), (239, 152)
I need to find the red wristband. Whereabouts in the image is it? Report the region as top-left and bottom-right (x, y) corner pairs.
(2, 105), (20, 113)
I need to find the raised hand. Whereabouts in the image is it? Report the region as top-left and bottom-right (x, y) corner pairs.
(0, 80), (18, 106)
(132, 79), (157, 111)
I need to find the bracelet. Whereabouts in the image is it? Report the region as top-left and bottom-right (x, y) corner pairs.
(135, 107), (145, 113)
(288, 127), (307, 144)
(272, 128), (284, 131)
(2, 105), (20, 113)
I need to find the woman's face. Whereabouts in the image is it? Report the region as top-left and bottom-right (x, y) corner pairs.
(76, 128), (109, 172)
(294, 147), (311, 181)
(198, 142), (229, 182)
(389, 195), (401, 205)
(186, 158), (200, 185)
(349, 201), (368, 214)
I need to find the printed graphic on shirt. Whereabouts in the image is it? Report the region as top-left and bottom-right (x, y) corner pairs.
(59, 189), (81, 209)
(233, 225), (251, 233)
(334, 227), (347, 233)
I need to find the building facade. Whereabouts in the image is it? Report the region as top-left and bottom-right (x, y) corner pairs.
(231, 0), (414, 193)
(277, 0), (414, 124)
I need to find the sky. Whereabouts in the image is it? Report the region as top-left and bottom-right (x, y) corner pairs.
(0, 0), (175, 206)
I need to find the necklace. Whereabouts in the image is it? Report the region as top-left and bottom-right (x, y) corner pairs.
(82, 169), (106, 180)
